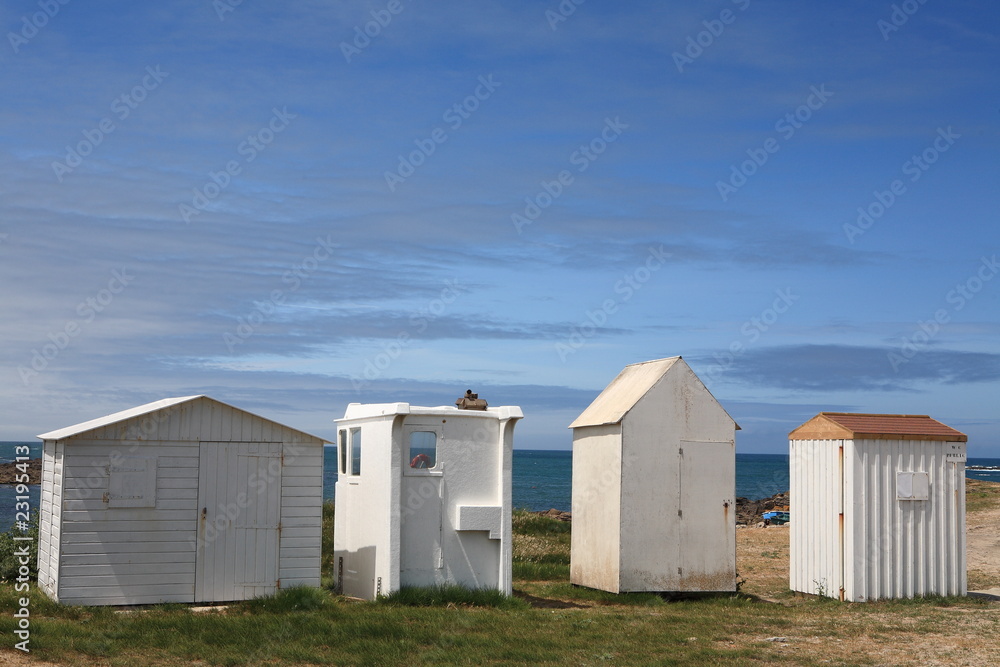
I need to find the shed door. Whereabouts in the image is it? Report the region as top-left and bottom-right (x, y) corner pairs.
(677, 441), (736, 591)
(400, 424), (443, 587)
(196, 442), (282, 602)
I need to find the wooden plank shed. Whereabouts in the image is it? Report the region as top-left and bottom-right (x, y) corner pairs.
(36, 395), (327, 606)
(569, 356), (740, 593)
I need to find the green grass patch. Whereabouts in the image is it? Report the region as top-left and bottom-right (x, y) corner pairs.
(512, 508), (571, 536)
(239, 585), (329, 613)
(512, 561), (570, 581)
(377, 584), (529, 610)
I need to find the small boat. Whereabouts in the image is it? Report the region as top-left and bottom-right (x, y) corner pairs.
(762, 510), (790, 525)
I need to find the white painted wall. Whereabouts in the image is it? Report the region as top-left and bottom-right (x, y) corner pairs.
(37, 396), (325, 606)
(333, 403), (521, 600)
(571, 358), (738, 594)
(570, 424), (622, 592)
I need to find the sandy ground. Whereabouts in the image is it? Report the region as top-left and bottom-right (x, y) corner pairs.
(966, 488), (1000, 593)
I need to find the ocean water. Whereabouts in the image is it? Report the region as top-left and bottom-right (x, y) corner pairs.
(4, 441), (1000, 527)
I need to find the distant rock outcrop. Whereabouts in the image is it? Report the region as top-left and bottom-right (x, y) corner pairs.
(735, 491), (790, 526)
(0, 458), (41, 485)
(532, 495), (789, 527)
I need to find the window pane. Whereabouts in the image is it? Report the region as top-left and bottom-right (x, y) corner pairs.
(351, 428), (362, 476)
(409, 431), (436, 469)
(339, 429), (348, 475)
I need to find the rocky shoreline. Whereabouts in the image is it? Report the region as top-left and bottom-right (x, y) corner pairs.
(533, 490), (791, 527)
(0, 457), (41, 485)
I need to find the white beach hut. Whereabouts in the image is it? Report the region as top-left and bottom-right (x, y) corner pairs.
(36, 395), (327, 606)
(569, 357), (740, 594)
(333, 397), (522, 600)
(789, 412), (967, 602)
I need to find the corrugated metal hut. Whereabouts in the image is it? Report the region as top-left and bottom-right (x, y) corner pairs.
(569, 357), (740, 594)
(789, 412), (967, 602)
(333, 399), (522, 600)
(36, 395), (327, 606)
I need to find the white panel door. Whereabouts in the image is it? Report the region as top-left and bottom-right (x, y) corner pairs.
(196, 442), (282, 602)
(677, 440), (736, 591)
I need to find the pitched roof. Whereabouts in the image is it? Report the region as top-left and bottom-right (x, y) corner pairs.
(37, 395), (329, 443)
(789, 412), (967, 442)
(568, 357), (739, 429)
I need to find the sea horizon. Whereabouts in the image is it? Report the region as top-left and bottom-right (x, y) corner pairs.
(3, 442), (1000, 527)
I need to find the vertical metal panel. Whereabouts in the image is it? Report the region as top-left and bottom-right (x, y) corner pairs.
(843, 439), (965, 601)
(789, 439), (843, 597)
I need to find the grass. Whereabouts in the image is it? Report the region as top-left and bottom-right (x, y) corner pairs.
(2, 485), (999, 665)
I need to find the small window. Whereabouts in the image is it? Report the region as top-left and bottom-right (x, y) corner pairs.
(897, 471), (929, 500)
(338, 429), (348, 475)
(409, 431), (437, 469)
(350, 428), (362, 476)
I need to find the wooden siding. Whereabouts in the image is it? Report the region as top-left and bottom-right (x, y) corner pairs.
(37, 440), (63, 600)
(40, 396), (325, 606)
(54, 440), (199, 606)
(77, 398), (320, 445)
(279, 444), (323, 587)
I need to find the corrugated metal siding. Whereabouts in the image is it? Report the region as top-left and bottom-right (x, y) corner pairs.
(789, 439), (843, 598)
(845, 439), (966, 601)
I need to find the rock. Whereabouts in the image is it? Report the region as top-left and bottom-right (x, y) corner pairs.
(536, 508), (572, 522)
(0, 458), (41, 485)
(736, 490), (790, 526)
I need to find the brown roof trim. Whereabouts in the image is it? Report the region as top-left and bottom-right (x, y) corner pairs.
(789, 412), (967, 442)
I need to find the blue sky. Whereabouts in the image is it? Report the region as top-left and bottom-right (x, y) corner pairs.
(1, 1), (998, 454)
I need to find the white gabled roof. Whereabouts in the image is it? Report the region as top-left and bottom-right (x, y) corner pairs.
(568, 356), (740, 430)
(38, 396), (202, 441)
(569, 357), (682, 429)
(37, 395), (329, 443)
